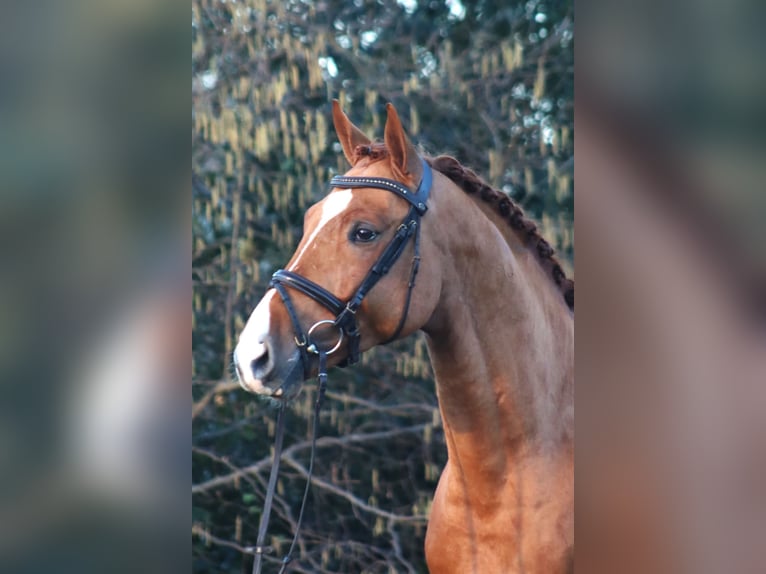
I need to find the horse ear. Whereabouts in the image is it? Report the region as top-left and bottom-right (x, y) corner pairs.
(332, 99), (371, 166)
(384, 103), (422, 184)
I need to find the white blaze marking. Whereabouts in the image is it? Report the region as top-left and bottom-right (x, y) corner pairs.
(288, 189), (354, 270)
(235, 289), (275, 385)
(235, 189), (354, 391)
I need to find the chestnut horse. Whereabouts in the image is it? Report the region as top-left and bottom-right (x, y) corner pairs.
(234, 102), (574, 573)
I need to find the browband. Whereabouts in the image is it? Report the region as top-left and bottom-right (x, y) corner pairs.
(329, 158), (432, 215)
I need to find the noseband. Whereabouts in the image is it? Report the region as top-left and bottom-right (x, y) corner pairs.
(269, 158), (433, 384)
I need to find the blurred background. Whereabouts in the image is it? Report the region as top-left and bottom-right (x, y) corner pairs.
(577, 1), (766, 573)
(0, 1), (187, 573)
(192, 0), (573, 572)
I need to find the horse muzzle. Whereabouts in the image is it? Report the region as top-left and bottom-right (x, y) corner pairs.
(234, 338), (304, 399)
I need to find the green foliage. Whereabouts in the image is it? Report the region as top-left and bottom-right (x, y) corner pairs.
(193, 1), (573, 571)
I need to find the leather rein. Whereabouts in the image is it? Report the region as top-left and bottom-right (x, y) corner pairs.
(251, 158), (433, 574)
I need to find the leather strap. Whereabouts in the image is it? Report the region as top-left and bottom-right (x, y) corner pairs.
(271, 281), (311, 380)
(271, 270), (345, 317)
(251, 403), (286, 574)
(276, 351), (327, 574)
(381, 220), (421, 345)
(330, 158), (432, 215)
(251, 352), (328, 574)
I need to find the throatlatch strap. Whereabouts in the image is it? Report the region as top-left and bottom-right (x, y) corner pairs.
(382, 220), (422, 344)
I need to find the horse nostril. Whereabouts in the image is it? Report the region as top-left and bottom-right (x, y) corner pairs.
(251, 342), (273, 379)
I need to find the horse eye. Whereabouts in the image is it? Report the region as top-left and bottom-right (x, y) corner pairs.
(351, 227), (378, 243)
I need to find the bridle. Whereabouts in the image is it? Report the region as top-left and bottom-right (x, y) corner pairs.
(250, 157), (433, 574)
(270, 157), (432, 387)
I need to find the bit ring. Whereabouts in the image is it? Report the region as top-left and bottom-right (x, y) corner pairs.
(306, 320), (344, 355)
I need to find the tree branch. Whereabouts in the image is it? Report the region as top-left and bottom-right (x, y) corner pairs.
(192, 424), (427, 495)
(281, 452), (427, 523)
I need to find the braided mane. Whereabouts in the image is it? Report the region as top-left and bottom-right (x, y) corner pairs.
(353, 145), (574, 311)
(427, 155), (574, 311)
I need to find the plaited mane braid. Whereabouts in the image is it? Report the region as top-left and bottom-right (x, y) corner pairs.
(349, 145), (574, 311)
(426, 155), (574, 311)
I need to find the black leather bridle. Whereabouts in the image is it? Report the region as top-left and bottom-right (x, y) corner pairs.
(268, 157), (433, 387)
(250, 157), (432, 574)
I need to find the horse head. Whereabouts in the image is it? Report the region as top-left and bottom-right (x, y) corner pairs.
(234, 102), (442, 399)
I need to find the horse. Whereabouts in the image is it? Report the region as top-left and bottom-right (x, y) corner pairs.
(234, 101), (574, 573)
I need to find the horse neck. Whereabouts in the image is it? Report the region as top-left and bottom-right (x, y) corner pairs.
(421, 174), (574, 488)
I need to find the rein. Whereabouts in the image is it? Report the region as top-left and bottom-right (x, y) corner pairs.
(251, 158), (432, 574)
(251, 351), (328, 574)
